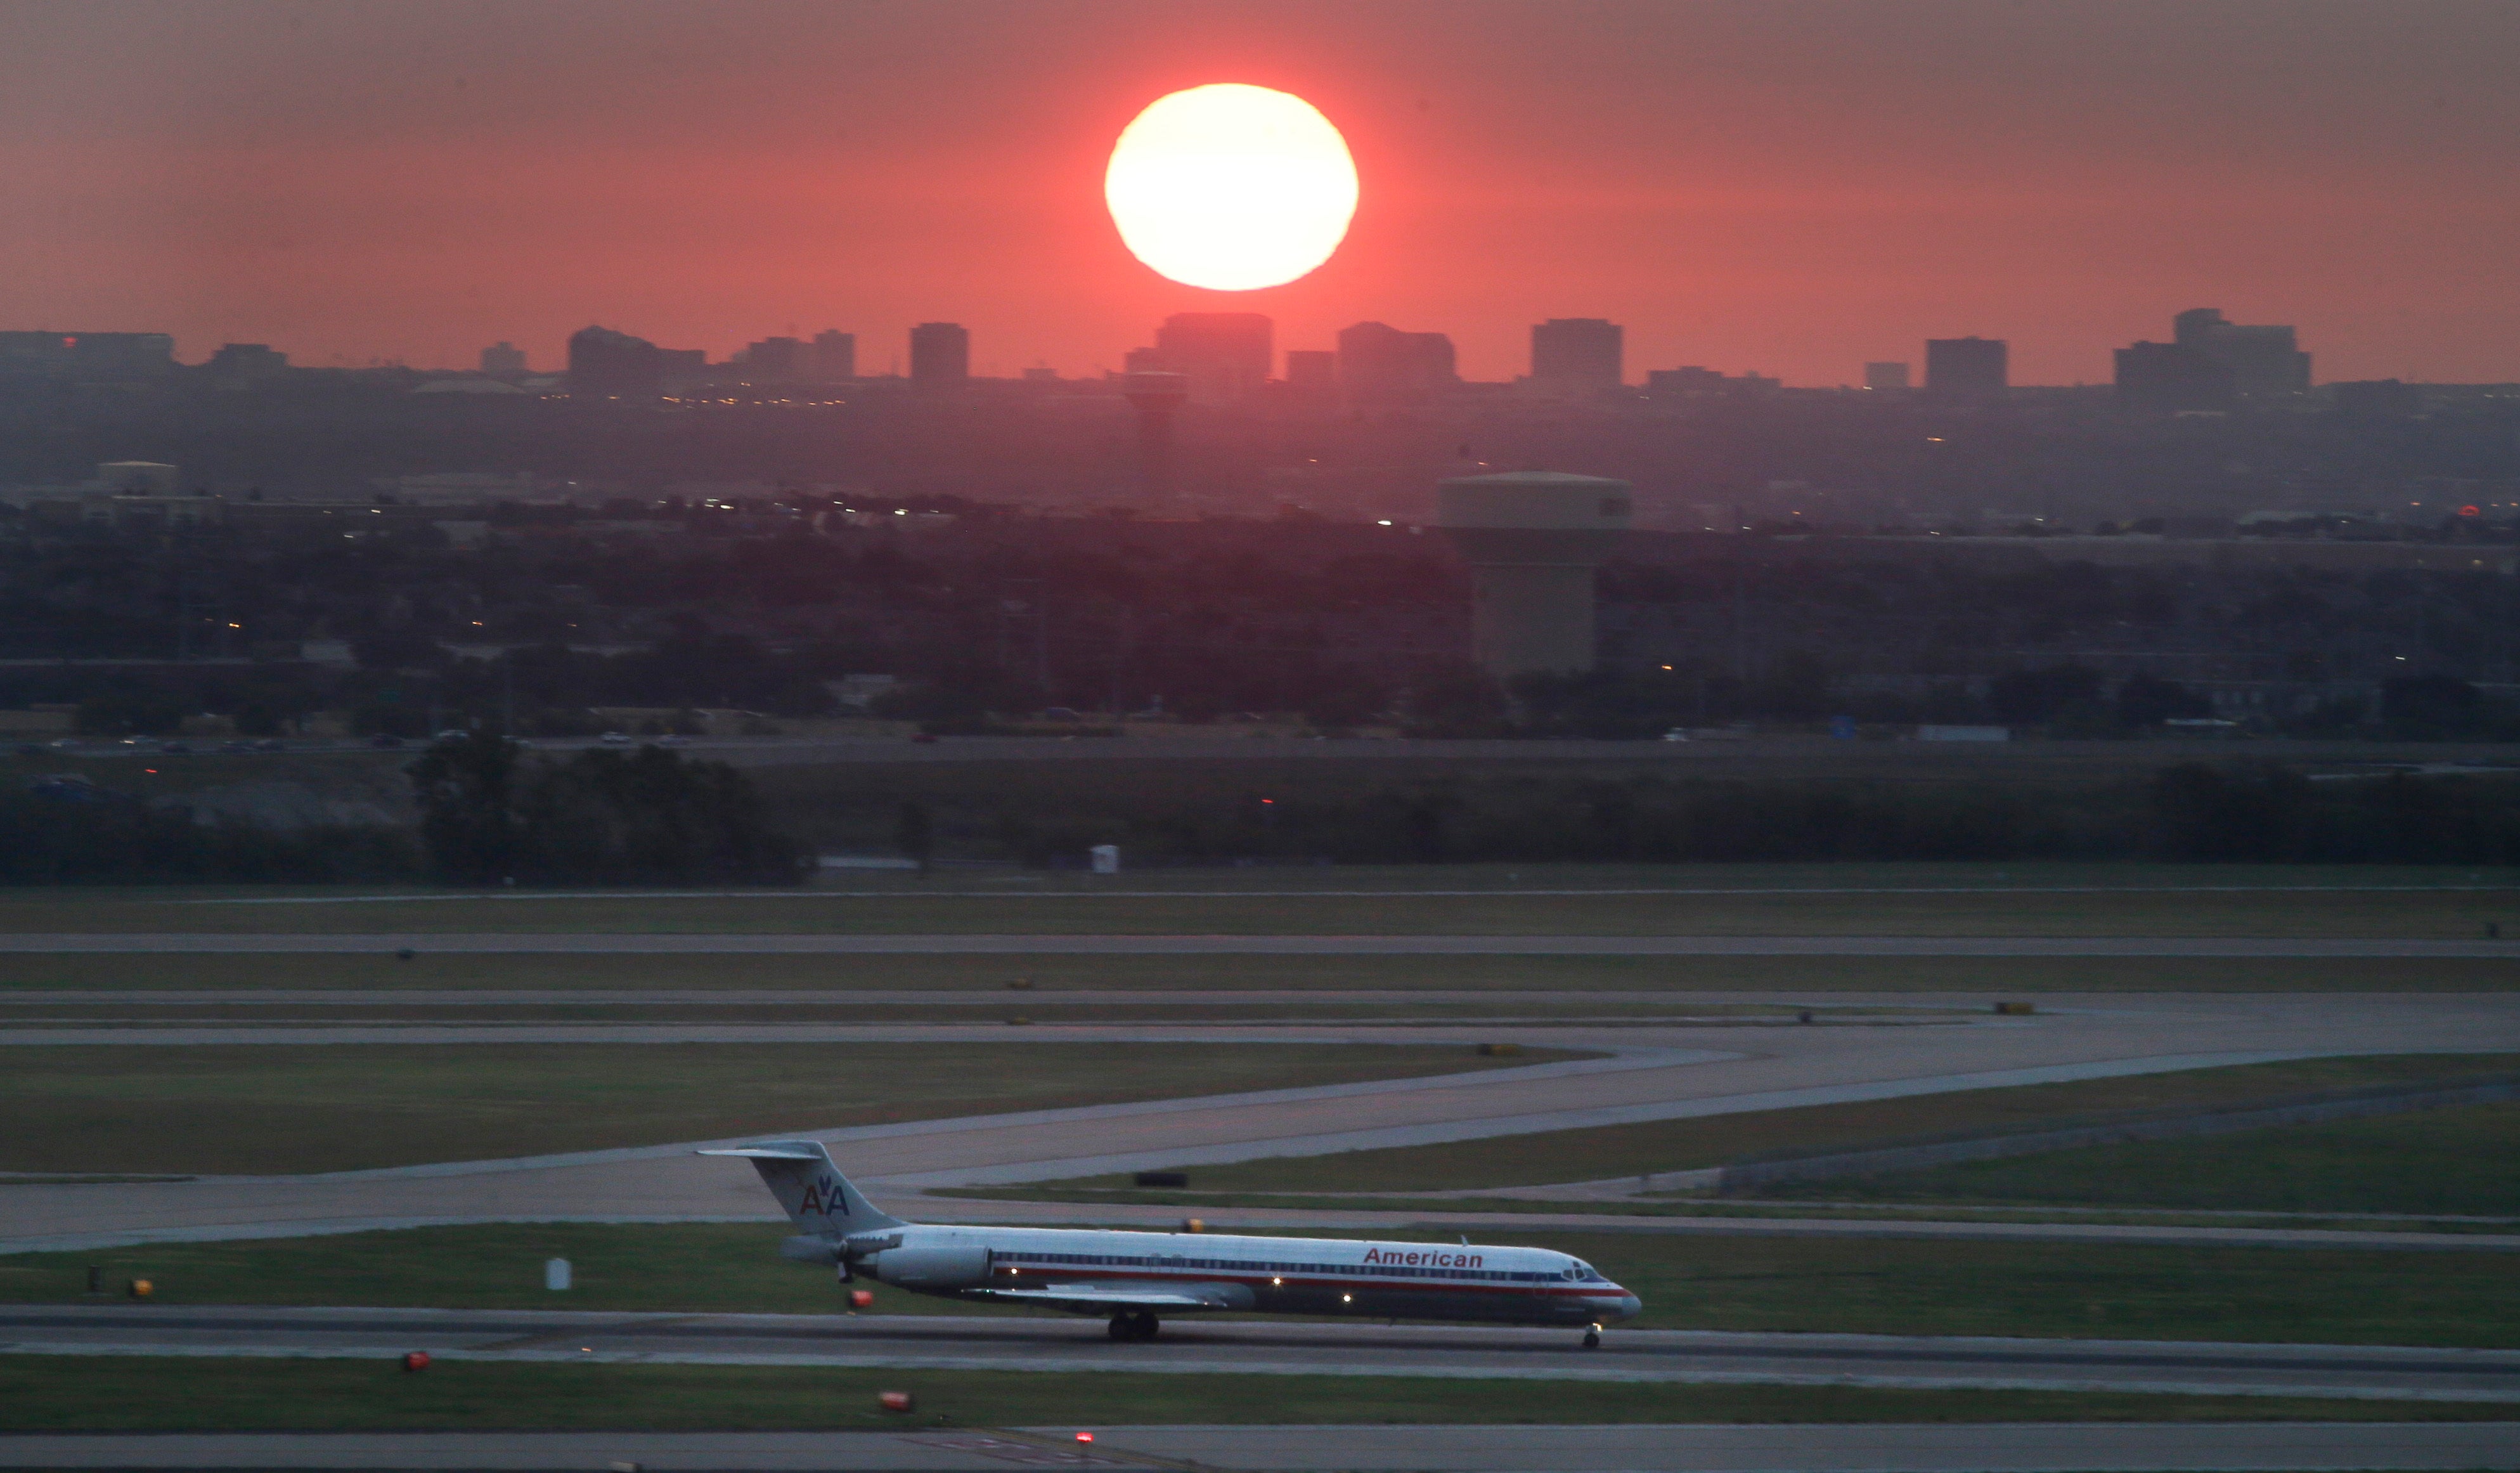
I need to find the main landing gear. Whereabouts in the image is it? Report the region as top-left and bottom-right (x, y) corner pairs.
(1108, 1311), (1160, 1342)
(1582, 1324), (1602, 1349)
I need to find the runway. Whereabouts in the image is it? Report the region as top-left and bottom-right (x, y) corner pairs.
(10, 1304), (2517, 1403)
(6, 994), (2516, 1254)
(4, 932), (2519, 955)
(3, 1424), (2515, 1472)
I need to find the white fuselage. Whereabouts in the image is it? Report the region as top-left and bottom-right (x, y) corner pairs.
(860, 1222), (1642, 1327)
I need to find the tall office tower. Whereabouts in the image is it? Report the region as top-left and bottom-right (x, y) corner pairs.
(1283, 350), (1336, 394)
(909, 322), (969, 391)
(1925, 337), (2008, 402)
(1863, 361), (1910, 391)
(2171, 308), (2311, 397)
(568, 326), (665, 397)
(2114, 340), (2235, 413)
(1433, 472), (1633, 680)
(743, 336), (807, 381)
(811, 330), (856, 382)
(481, 342), (527, 376)
(1153, 312), (1272, 401)
(1336, 321), (1457, 404)
(1529, 318), (1623, 393)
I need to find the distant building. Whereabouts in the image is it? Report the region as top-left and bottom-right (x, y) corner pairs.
(205, 342), (290, 384)
(1863, 361), (1910, 391)
(1925, 337), (2008, 402)
(2330, 379), (2419, 420)
(1283, 350), (1336, 394)
(98, 460), (181, 495)
(1530, 318), (1623, 393)
(1336, 321), (1456, 403)
(2114, 339), (2235, 413)
(910, 323), (969, 391)
(480, 342), (527, 376)
(2174, 308), (2311, 397)
(812, 330), (855, 382)
(742, 336), (808, 381)
(0, 330), (176, 380)
(568, 326), (665, 397)
(1644, 366), (1779, 399)
(1151, 312), (1272, 401)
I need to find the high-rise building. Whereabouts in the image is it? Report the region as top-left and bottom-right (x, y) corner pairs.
(909, 322), (969, 391)
(2114, 340), (2235, 413)
(1336, 321), (1456, 403)
(1925, 337), (2007, 402)
(1283, 350), (1336, 394)
(1530, 319), (1622, 393)
(568, 325), (665, 397)
(481, 342), (527, 376)
(812, 330), (855, 382)
(742, 336), (807, 381)
(1863, 361), (1910, 391)
(1152, 312), (1271, 401)
(2172, 308), (2311, 397)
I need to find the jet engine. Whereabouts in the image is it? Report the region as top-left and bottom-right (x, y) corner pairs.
(870, 1243), (991, 1290)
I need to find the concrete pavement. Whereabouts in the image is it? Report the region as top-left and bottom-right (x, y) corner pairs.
(5, 933), (2520, 954)
(6, 994), (2517, 1254)
(11, 1306), (2519, 1403)
(5, 1424), (2516, 1470)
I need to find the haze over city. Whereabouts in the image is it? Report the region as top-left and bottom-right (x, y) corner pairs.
(6, 0), (2518, 384)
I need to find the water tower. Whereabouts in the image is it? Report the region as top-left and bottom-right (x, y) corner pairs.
(1434, 471), (1632, 679)
(1121, 370), (1190, 508)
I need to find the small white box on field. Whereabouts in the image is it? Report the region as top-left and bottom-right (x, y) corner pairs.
(545, 1257), (572, 1291)
(1089, 844), (1121, 874)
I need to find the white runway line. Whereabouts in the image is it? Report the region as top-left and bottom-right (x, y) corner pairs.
(6, 932), (2520, 954)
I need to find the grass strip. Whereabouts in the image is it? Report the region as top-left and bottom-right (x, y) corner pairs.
(10, 1223), (2516, 1347)
(0, 1354), (2507, 1432)
(0, 1042), (1569, 1176)
(1040, 1054), (2520, 1195)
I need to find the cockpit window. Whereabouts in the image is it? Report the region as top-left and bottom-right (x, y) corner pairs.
(1565, 1259), (1604, 1282)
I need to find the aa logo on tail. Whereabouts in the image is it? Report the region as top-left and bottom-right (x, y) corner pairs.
(798, 1174), (850, 1217)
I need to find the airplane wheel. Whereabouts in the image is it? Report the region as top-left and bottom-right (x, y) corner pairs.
(1583, 1327), (1601, 1349)
(1108, 1314), (1130, 1341)
(1134, 1311), (1160, 1341)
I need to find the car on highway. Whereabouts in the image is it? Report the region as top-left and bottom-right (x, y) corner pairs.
(600, 731), (633, 745)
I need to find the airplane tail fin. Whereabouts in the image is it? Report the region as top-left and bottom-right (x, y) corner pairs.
(697, 1139), (905, 1236)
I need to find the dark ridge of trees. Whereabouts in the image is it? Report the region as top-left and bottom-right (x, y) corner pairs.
(408, 736), (803, 885)
(0, 778), (412, 884)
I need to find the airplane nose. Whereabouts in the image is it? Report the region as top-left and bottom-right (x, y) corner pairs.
(1613, 1292), (1641, 1320)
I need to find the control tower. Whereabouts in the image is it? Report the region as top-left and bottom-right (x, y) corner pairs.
(1433, 471), (1632, 679)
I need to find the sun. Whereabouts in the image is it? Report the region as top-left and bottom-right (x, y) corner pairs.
(1104, 84), (1359, 292)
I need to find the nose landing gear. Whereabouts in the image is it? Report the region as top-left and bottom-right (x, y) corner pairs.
(1108, 1310), (1160, 1342)
(1582, 1324), (1602, 1349)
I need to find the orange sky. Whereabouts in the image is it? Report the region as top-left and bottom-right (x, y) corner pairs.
(4, 0), (2516, 384)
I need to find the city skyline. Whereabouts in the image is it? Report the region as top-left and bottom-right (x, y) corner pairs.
(4, 1), (2517, 384)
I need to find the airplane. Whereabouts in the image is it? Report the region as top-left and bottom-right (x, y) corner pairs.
(701, 1139), (1642, 1347)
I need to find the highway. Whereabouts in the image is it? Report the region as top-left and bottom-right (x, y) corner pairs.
(10, 1304), (2517, 1403)
(4, 1424), (2516, 1471)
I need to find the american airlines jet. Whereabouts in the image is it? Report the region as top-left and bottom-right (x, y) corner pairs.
(703, 1140), (1642, 1346)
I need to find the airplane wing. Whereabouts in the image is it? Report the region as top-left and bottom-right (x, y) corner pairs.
(968, 1282), (1234, 1311)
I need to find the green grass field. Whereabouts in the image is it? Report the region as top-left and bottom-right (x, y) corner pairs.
(5, 950), (2512, 996)
(1021, 1054), (2520, 1196)
(2, 1354), (2491, 1432)
(0, 1042), (1568, 1175)
(8, 1221), (2515, 1347)
(1, 862), (2516, 937)
(1776, 1100), (2520, 1216)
